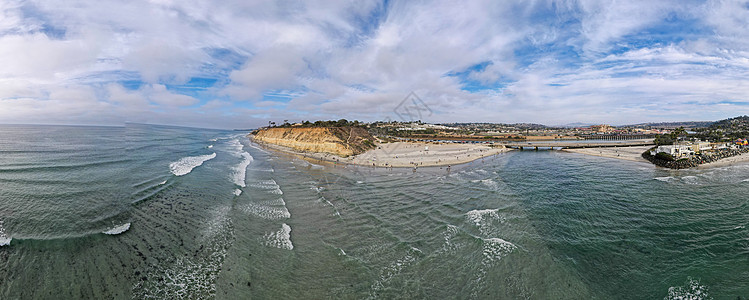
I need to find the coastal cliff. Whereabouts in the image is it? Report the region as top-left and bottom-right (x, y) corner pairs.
(251, 127), (376, 157)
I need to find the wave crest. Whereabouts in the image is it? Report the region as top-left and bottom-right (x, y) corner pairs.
(169, 153), (216, 176)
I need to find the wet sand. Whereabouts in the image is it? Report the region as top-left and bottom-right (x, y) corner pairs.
(562, 146), (652, 163)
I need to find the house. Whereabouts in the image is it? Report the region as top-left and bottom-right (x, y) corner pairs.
(688, 142), (712, 153)
(651, 144), (693, 158)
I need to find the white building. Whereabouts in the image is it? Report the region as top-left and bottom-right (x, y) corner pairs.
(651, 145), (693, 158)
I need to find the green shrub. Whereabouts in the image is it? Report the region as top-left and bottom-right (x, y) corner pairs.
(362, 139), (375, 148)
(655, 152), (675, 161)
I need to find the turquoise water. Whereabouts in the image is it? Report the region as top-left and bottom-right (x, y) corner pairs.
(0, 124), (746, 299)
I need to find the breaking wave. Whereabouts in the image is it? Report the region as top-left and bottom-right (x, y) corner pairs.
(229, 139), (253, 187)
(169, 153), (216, 176)
(0, 220), (11, 246)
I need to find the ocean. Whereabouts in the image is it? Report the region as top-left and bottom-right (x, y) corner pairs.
(0, 124), (746, 299)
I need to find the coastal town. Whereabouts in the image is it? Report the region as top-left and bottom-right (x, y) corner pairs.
(252, 116), (749, 170)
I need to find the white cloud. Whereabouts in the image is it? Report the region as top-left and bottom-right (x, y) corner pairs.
(1, 0), (749, 128)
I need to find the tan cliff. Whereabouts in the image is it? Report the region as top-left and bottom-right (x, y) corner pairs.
(251, 127), (376, 157)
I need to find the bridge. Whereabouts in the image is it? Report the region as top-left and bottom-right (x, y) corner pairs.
(504, 139), (654, 150)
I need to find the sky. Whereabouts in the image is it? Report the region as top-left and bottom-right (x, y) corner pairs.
(1, 0), (749, 129)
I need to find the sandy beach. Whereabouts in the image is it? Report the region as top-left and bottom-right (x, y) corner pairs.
(348, 142), (509, 167)
(562, 146), (653, 163)
(252, 137), (510, 168)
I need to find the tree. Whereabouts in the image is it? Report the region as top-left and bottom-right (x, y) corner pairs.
(654, 134), (674, 145)
(670, 126), (687, 141)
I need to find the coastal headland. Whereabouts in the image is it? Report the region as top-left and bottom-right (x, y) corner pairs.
(252, 126), (375, 157)
(250, 128), (509, 168)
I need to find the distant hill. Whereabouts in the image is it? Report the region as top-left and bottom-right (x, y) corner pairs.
(626, 121), (713, 128)
(709, 115), (749, 130)
(440, 122), (548, 130)
(556, 122), (594, 128)
(693, 115), (749, 141)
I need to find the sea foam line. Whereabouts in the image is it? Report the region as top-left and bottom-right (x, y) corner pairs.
(229, 139), (253, 187)
(103, 222), (131, 235)
(0, 220), (10, 246)
(169, 153), (216, 176)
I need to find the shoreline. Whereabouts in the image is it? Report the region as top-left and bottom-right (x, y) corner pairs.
(561, 146), (652, 164)
(565, 145), (749, 169)
(251, 135), (749, 170)
(249, 135), (511, 168)
(695, 151), (749, 169)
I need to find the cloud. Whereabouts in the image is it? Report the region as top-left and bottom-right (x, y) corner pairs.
(2, 0), (749, 128)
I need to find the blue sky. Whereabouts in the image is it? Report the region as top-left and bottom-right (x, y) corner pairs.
(1, 0), (749, 129)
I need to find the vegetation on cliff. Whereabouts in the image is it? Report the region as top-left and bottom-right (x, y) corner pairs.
(260, 119), (366, 129)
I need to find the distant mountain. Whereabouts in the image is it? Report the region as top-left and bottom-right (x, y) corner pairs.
(556, 122), (594, 128)
(626, 121), (713, 128)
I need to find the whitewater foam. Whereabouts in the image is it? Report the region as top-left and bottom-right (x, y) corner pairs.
(262, 223), (293, 250)
(169, 153), (216, 176)
(666, 278), (710, 300)
(466, 209), (502, 229)
(103, 222), (131, 235)
(251, 180), (279, 190)
(233, 189), (242, 196)
(368, 247), (420, 299)
(482, 237), (517, 263)
(256, 198), (286, 207)
(682, 176), (700, 185)
(655, 176), (674, 182)
(0, 220), (10, 246)
(229, 139), (253, 187)
(470, 237), (518, 297)
(240, 202), (290, 220)
(133, 206), (233, 299)
(159, 180), (167, 185)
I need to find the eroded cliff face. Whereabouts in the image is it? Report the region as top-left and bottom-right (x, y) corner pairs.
(251, 127), (375, 157)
